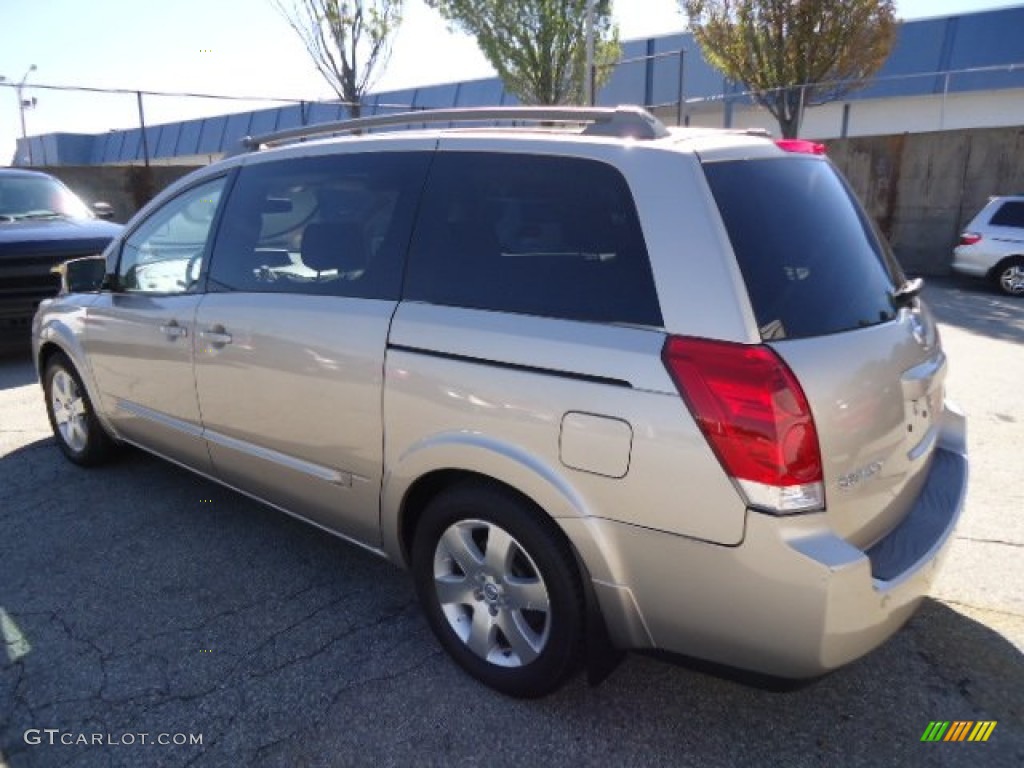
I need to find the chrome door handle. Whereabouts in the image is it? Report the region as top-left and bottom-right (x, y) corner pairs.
(159, 322), (188, 339)
(200, 328), (233, 346)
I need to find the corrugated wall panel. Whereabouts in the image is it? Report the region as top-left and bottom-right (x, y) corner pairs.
(154, 123), (180, 158)
(452, 79), (504, 106)
(197, 116), (229, 154)
(248, 106), (283, 137)
(176, 119), (203, 157)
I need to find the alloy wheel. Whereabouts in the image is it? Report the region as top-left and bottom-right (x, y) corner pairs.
(999, 264), (1024, 295)
(432, 518), (551, 668)
(50, 368), (89, 453)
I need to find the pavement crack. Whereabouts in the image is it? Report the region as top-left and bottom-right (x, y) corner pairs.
(0, 659), (28, 734)
(956, 535), (1023, 548)
(239, 599), (418, 682)
(252, 730), (303, 763)
(128, 577), (345, 648)
(938, 598), (1024, 620)
(282, 645), (444, 753)
(323, 647), (444, 704)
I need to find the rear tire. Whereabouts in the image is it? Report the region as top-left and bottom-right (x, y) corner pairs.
(43, 353), (115, 466)
(411, 481), (585, 698)
(994, 256), (1024, 296)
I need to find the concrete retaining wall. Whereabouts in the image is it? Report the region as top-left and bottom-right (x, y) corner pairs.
(828, 126), (1024, 274)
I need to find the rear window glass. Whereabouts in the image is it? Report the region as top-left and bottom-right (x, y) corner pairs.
(989, 201), (1024, 228)
(703, 157), (901, 340)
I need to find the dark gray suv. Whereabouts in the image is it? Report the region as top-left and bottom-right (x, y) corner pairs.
(0, 168), (120, 346)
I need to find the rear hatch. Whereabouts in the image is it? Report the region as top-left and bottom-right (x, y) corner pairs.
(701, 153), (946, 548)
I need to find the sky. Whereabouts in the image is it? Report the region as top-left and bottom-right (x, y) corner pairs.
(1, 0), (1021, 164)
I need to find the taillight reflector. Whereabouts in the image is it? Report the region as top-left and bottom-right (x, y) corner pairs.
(959, 232), (982, 246)
(662, 336), (824, 514)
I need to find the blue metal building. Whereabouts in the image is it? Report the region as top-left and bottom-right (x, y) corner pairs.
(14, 4), (1024, 166)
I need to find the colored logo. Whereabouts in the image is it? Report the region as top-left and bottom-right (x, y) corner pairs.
(921, 721), (997, 742)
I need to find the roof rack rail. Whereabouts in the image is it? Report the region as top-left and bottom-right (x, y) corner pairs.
(237, 105), (670, 152)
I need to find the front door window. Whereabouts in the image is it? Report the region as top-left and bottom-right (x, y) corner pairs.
(118, 178), (226, 294)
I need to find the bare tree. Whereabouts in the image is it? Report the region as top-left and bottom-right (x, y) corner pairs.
(274, 0), (404, 117)
(683, 0), (897, 138)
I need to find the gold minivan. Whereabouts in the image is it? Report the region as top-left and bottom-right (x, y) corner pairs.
(34, 107), (967, 697)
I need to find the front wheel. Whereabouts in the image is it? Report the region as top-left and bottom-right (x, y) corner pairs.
(43, 353), (115, 466)
(411, 482), (585, 698)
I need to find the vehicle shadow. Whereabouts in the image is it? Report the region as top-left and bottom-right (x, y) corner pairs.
(0, 438), (1020, 766)
(923, 276), (1024, 345)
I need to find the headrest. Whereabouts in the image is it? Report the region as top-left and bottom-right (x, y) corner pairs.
(301, 221), (367, 273)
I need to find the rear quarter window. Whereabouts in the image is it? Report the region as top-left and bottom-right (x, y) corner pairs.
(403, 152), (662, 327)
(703, 157), (901, 340)
(989, 201), (1024, 228)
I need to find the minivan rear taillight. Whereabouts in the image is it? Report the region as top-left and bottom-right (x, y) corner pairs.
(959, 232), (982, 246)
(775, 139), (827, 155)
(662, 336), (824, 514)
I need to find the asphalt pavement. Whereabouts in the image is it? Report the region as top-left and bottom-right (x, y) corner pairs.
(0, 277), (1021, 767)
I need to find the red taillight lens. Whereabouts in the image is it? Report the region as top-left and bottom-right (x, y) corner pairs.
(662, 336), (824, 513)
(959, 232), (981, 246)
(775, 139), (827, 155)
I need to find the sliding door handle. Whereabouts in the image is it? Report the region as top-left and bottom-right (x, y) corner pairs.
(200, 327), (233, 346)
(159, 322), (188, 339)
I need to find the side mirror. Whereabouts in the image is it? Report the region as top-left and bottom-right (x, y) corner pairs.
(92, 201), (115, 220)
(52, 255), (107, 294)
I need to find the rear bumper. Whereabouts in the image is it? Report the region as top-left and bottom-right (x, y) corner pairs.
(563, 402), (968, 678)
(951, 246), (995, 278)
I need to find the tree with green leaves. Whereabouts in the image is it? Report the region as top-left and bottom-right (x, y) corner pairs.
(274, 0), (404, 117)
(426, 0), (619, 105)
(682, 0), (897, 137)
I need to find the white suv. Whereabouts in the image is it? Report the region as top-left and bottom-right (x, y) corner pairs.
(953, 195), (1024, 296)
(34, 106), (967, 698)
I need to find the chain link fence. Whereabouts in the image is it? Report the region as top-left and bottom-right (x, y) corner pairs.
(0, 81), (321, 167)
(4, 59), (1022, 167)
(660, 62), (1024, 139)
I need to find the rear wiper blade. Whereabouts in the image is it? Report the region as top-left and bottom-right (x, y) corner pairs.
(892, 277), (923, 307)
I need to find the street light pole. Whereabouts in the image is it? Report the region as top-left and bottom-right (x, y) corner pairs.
(17, 64), (37, 165)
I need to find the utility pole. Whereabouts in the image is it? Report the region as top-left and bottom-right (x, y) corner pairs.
(584, 0), (595, 105)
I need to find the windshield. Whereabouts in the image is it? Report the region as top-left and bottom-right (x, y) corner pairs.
(703, 157), (902, 341)
(0, 174), (94, 221)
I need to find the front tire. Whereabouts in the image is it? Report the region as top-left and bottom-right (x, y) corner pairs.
(43, 353), (115, 466)
(411, 481), (585, 698)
